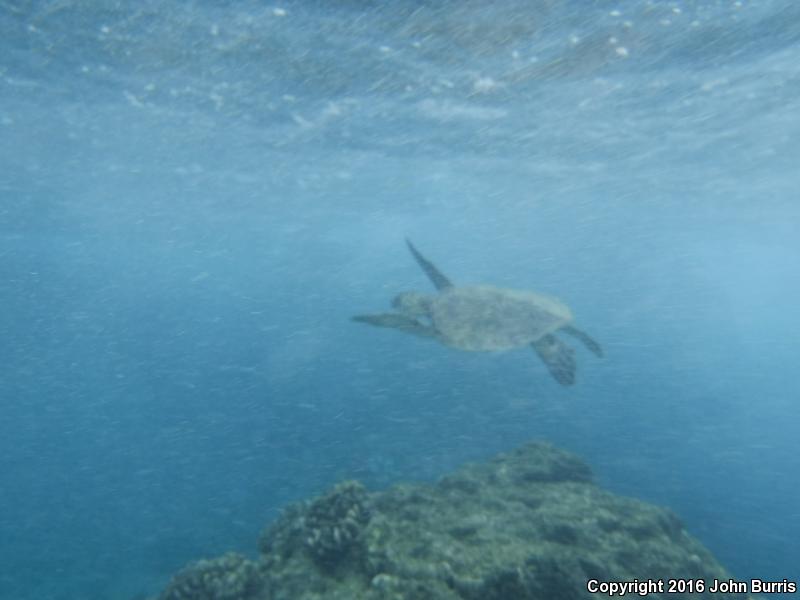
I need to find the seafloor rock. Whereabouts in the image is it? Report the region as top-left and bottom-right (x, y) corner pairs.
(156, 442), (752, 600)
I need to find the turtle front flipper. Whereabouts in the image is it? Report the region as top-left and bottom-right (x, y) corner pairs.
(561, 325), (604, 358)
(352, 313), (439, 340)
(405, 239), (454, 291)
(531, 334), (576, 386)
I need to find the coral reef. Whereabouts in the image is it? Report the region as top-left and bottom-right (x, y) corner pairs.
(259, 480), (371, 571)
(157, 552), (261, 600)
(155, 442), (754, 600)
(302, 480), (372, 568)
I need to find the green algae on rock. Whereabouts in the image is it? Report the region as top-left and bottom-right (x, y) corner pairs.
(156, 442), (752, 600)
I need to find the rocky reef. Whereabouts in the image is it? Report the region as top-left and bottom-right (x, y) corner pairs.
(155, 442), (751, 599)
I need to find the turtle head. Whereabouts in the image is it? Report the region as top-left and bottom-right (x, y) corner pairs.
(392, 292), (432, 318)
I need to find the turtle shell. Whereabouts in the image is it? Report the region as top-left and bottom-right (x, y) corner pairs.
(429, 285), (572, 351)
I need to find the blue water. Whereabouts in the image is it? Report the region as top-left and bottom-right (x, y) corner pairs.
(2, 1), (799, 598)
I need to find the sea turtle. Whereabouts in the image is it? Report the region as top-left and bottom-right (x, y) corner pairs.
(352, 240), (603, 385)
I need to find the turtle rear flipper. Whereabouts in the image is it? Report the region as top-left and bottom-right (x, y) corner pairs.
(352, 314), (438, 340)
(561, 325), (604, 358)
(532, 334), (576, 386)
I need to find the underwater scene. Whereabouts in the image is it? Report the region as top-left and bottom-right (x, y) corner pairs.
(1, 1), (798, 598)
